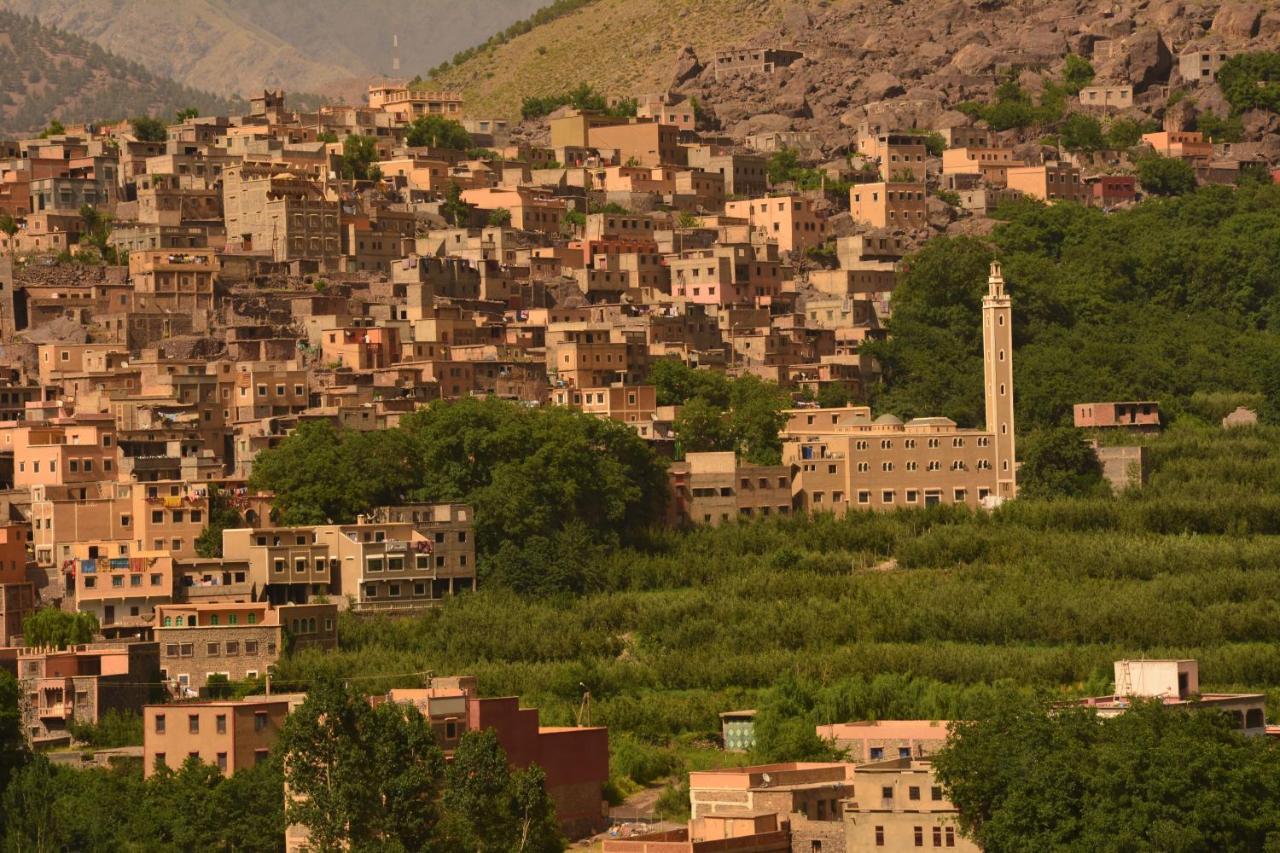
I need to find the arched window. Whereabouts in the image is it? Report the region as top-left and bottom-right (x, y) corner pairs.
(162, 616), (172, 627)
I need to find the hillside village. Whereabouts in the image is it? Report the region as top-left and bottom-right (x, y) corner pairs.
(0, 0), (1277, 850)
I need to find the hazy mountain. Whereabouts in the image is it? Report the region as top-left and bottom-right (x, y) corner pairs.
(0, 0), (549, 97)
(0, 10), (243, 134)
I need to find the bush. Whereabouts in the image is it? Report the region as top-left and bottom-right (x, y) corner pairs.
(1136, 155), (1197, 196)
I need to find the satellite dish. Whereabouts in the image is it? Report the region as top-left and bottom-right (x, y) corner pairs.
(761, 773), (771, 785)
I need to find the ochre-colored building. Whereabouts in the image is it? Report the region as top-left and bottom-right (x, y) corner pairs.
(144, 696), (292, 776)
(783, 262), (1016, 513)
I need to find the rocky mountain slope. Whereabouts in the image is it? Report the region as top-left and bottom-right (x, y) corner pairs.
(429, 0), (1280, 150)
(0, 10), (243, 134)
(0, 0), (549, 98)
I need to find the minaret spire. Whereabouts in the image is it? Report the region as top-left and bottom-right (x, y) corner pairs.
(983, 260), (1017, 498)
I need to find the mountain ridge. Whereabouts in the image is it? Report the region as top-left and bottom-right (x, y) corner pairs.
(0, 0), (550, 98)
(0, 10), (244, 134)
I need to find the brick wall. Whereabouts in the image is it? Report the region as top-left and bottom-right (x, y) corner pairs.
(791, 816), (846, 853)
(157, 624), (279, 689)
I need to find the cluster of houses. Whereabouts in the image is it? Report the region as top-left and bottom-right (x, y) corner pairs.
(600, 659), (1270, 852)
(0, 52), (1268, 847)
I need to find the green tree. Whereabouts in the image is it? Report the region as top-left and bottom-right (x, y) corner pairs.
(1104, 117), (1148, 149)
(38, 120), (65, 138)
(175, 107), (200, 122)
(488, 207), (513, 227)
(1196, 111), (1244, 143)
(935, 698), (1280, 852)
(562, 209), (586, 232)
(1017, 427), (1107, 499)
(816, 384), (850, 408)
(0, 669), (30, 828)
(78, 204), (112, 258)
(1061, 54), (1095, 94)
(751, 675), (846, 763)
(1216, 52), (1280, 114)
(67, 708), (142, 748)
(195, 486), (245, 558)
(648, 358), (731, 408)
(443, 729), (563, 852)
(405, 114), (472, 149)
(249, 420), (421, 525)
(279, 676), (445, 851)
(767, 147), (801, 186)
(1060, 113), (1105, 151)
(211, 754), (287, 852)
(130, 115), (168, 142)
(442, 183), (474, 226)
(339, 134), (381, 181)
(0, 213), (18, 262)
(317, 130), (339, 144)
(510, 765), (565, 853)
(483, 521), (608, 595)
(1136, 155), (1197, 196)
(728, 375), (790, 465)
(22, 608), (98, 649)
(1, 755), (59, 852)
(443, 728), (514, 850)
(673, 397), (733, 455)
(401, 398), (668, 554)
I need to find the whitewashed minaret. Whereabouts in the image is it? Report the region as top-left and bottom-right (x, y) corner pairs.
(983, 261), (1017, 498)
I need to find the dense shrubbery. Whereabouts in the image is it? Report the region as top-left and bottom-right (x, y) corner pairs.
(650, 359), (791, 464)
(250, 398), (669, 561)
(423, 0), (602, 79)
(865, 184), (1280, 428)
(520, 83), (635, 120)
(1217, 52), (1280, 115)
(936, 699), (1280, 851)
(263, 424), (1280, 788)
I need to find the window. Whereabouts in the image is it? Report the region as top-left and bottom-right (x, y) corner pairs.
(945, 827), (955, 847)
(207, 642), (219, 656)
(254, 712), (269, 732)
(882, 490), (894, 504)
(155, 753), (166, 770)
(882, 786), (894, 799)
(245, 641), (258, 655)
(870, 746), (884, 760)
(216, 714), (227, 734)
(909, 786), (920, 801)
(931, 786), (944, 801)
(914, 827), (924, 847)
(155, 714), (166, 733)
(875, 827), (885, 847)
(899, 747), (912, 759)
(188, 714), (200, 734)
(217, 752), (228, 771)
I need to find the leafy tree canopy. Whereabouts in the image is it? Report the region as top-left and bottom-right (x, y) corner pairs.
(935, 698), (1280, 852)
(23, 608), (98, 649)
(865, 185), (1280, 430)
(405, 114), (471, 150)
(1017, 427), (1108, 499)
(130, 115), (168, 142)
